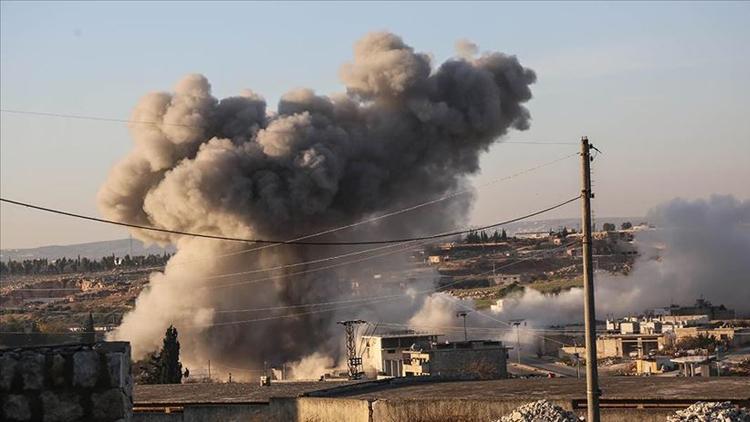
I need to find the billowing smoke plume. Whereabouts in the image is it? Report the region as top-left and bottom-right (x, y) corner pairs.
(472, 195), (750, 331)
(100, 32), (536, 374)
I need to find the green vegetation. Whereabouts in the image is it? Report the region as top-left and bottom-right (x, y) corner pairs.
(464, 229), (508, 244)
(528, 277), (583, 295)
(135, 325), (184, 384)
(0, 253), (171, 276)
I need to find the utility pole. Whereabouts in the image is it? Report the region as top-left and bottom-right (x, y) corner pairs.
(208, 360), (211, 382)
(456, 311), (470, 341)
(337, 320), (367, 379)
(511, 319), (524, 365)
(580, 136), (601, 422)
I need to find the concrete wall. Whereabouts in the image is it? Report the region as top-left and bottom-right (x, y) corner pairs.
(131, 397), (722, 422)
(0, 341), (132, 422)
(133, 404), (269, 422)
(429, 347), (507, 379)
(269, 397), (370, 422)
(372, 398), (570, 422)
(183, 404), (267, 422)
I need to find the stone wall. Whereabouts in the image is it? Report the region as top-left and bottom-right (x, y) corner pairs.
(429, 346), (508, 379)
(0, 342), (132, 422)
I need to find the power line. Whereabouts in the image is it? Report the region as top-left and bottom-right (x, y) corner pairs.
(186, 239), (581, 327)
(207, 241), (425, 288)
(0, 196), (580, 246)
(154, 152), (578, 275)
(174, 152), (578, 264)
(204, 241), (420, 281)
(199, 194), (578, 285)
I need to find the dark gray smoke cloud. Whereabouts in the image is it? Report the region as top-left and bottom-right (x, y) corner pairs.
(99, 32), (536, 372)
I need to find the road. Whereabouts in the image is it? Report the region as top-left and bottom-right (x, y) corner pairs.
(519, 355), (581, 378)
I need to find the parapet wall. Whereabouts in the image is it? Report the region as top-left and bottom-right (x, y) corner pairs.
(0, 341), (132, 422)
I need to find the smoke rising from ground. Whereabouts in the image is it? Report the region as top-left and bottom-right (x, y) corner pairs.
(100, 32), (536, 373)
(479, 195), (750, 338)
(404, 195), (750, 352)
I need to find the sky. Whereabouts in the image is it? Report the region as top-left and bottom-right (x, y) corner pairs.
(1, 1), (748, 249)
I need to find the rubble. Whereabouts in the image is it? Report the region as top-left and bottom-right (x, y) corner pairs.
(497, 399), (579, 422)
(667, 401), (750, 422)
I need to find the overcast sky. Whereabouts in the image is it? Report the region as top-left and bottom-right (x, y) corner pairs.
(1, 1), (748, 249)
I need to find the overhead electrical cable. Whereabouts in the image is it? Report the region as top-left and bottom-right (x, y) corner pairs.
(0, 196), (580, 246)
(198, 239), (580, 321)
(159, 151), (578, 269)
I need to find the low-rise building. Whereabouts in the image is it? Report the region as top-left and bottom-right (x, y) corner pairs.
(491, 273), (528, 286)
(362, 331), (441, 378)
(566, 334), (670, 359)
(674, 326), (750, 347)
(620, 321), (640, 335)
(635, 356), (676, 375)
(670, 298), (736, 320)
(402, 340), (509, 379)
(671, 356), (716, 377)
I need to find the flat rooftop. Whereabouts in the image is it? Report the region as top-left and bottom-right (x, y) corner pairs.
(133, 377), (750, 405)
(313, 377), (750, 401)
(134, 380), (359, 404)
(362, 332), (442, 339)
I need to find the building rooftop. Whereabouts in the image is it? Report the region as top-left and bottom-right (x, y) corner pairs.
(309, 377), (750, 401)
(133, 377), (750, 405)
(363, 330), (442, 339)
(134, 380), (360, 404)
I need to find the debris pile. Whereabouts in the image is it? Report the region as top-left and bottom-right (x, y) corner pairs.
(497, 400), (579, 422)
(667, 401), (750, 422)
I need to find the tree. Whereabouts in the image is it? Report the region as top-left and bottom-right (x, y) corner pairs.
(602, 223), (616, 232)
(621, 221), (633, 230)
(675, 334), (718, 352)
(82, 313), (96, 344)
(135, 352), (163, 384)
(501, 229), (507, 240)
(159, 325), (183, 384)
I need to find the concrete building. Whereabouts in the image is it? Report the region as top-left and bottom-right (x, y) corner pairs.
(635, 356), (675, 375)
(671, 356), (716, 377)
(402, 340), (509, 379)
(427, 255), (442, 264)
(491, 273), (528, 286)
(674, 326), (750, 347)
(619, 321), (640, 335)
(669, 298), (736, 320)
(362, 331), (441, 377)
(561, 334), (670, 360)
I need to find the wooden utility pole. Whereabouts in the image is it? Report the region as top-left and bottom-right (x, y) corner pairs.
(580, 136), (601, 422)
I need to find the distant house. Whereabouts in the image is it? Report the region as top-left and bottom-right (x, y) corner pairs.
(491, 274), (527, 286)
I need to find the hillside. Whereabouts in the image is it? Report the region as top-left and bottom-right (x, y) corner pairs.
(1, 238), (175, 262)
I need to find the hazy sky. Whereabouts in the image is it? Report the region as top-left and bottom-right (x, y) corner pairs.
(1, 1), (748, 249)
